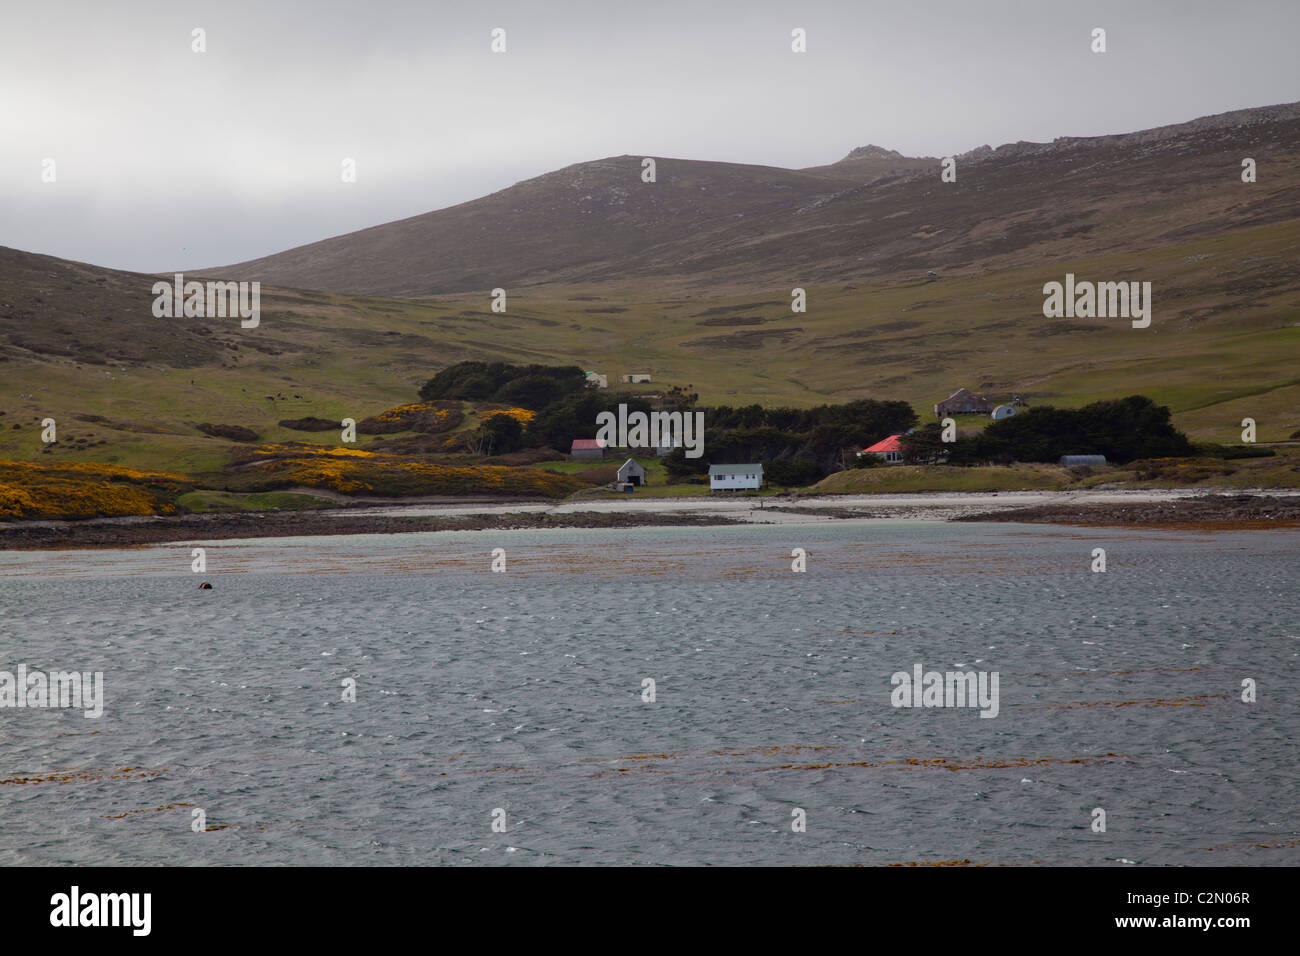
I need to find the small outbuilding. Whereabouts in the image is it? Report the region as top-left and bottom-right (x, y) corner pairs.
(585, 371), (608, 389)
(991, 404), (1019, 421)
(570, 438), (607, 460)
(709, 463), (763, 491)
(617, 458), (647, 486)
(935, 388), (995, 417)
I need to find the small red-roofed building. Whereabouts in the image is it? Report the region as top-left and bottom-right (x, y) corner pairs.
(859, 434), (905, 464)
(570, 438), (607, 460)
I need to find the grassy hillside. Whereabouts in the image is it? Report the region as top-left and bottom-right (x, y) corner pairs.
(3, 103), (1298, 510)
(2, 216), (1298, 491)
(812, 448), (1300, 495)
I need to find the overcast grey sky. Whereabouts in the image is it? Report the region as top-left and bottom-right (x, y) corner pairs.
(2, 0), (1296, 273)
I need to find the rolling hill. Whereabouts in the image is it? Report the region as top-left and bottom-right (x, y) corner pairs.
(1, 101), (1298, 491)
(207, 102), (1300, 296)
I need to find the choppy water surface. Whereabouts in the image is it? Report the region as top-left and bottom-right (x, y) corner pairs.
(1, 520), (1295, 866)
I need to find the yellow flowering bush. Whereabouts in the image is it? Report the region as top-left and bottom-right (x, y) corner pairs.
(227, 445), (581, 499)
(480, 407), (536, 424)
(358, 401), (464, 435)
(0, 460), (193, 520)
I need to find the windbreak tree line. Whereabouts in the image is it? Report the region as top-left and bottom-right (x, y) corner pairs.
(418, 365), (1193, 480)
(419, 362), (916, 478)
(904, 396), (1194, 465)
(418, 361), (590, 408)
(663, 400), (917, 480)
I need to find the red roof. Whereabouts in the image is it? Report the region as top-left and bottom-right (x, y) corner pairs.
(570, 438), (607, 450)
(862, 434), (903, 454)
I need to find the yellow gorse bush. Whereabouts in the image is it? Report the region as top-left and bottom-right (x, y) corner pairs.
(0, 459), (193, 520)
(374, 402), (457, 425)
(483, 407), (536, 424)
(251, 442), (381, 459)
(232, 446), (582, 499)
(359, 401), (465, 435)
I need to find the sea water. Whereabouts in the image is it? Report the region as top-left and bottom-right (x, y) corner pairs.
(0, 520), (1295, 865)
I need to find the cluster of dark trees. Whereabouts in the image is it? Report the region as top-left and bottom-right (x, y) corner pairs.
(663, 400), (917, 482)
(902, 395), (1194, 465)
(418, 361), (590, 408)
(420, 362), (652, 454)
(419, 362), (915, 477)
(419, 364), (1193, 481)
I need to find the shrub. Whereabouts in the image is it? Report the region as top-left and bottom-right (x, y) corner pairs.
(279, 417), (338, 432)
(227, 443), (582, 498)
(0, 460), (193, 520)
(198, 423), (258, 442)
(1197, 443), (1276, 460)
(358, 402), (464, 435)
(764, 456), (821, 487)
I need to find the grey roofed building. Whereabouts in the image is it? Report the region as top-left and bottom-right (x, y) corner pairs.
(1059, 454), (1107, 466)
(934, 387), (995, 417)
(617, 458), (646, 485)
(708, 463), (763, 491)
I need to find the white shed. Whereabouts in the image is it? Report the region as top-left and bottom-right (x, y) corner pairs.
(708, 463), (763, 491)
(617, 458), (647, 486)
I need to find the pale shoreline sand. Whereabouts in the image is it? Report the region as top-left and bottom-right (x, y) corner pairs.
(321, 488), (1300, 523)
(3, 488), (1299, 550)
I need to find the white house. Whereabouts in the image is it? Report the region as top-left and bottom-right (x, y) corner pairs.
(585, 371), (608, 389)
(708, 463), (763, 491)
(620, 373), (652, 384)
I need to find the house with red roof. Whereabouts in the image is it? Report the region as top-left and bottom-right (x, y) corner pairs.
(858, 434), (905, 464)
(569, 438), (607, 460)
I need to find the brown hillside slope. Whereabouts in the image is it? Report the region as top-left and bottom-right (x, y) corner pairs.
(205, 102), (1300, 296)
(211, 158), (861, 296)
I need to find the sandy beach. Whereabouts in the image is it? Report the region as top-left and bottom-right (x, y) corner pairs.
(325, 488), (1300, 522)
(2, 488), (1299, 549)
